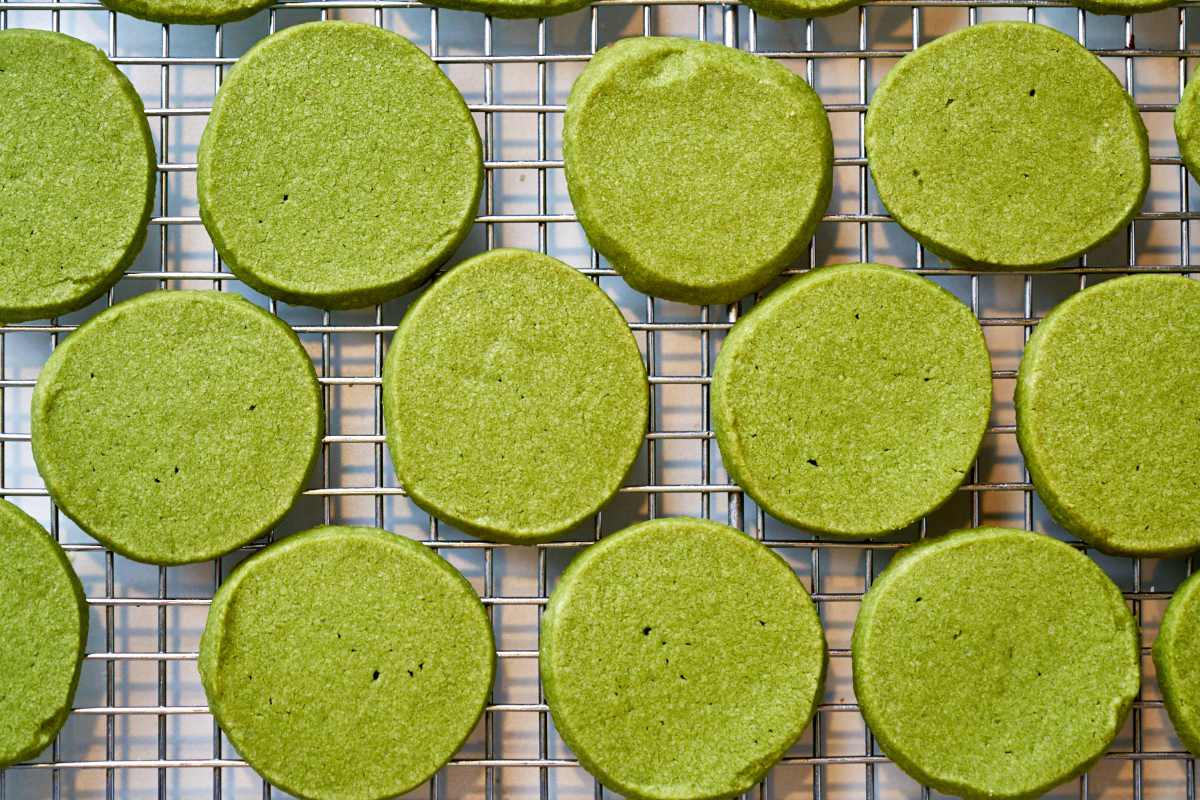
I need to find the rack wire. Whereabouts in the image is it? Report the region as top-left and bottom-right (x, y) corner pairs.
(0, 0), (1196, 796)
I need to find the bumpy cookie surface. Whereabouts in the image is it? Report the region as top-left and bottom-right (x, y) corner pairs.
(866, 22), (1148, 268)
(99, 0), (270, 23)
(853, 527), (1139, 799)
(0, 30), (154, 322)
(0, 500), (88, 768)
(199, 22), (482, 309)
(383, 249), (647, 543)
(564, 37), (832, 304)
(1071, 0), (1173, 15)
(743, 0), (864, 18)
(1017, 275), (1200, 556)
(1154, 571), (1200, 758)
(200, 526), (494, 800)
(541, 517), (826, 800)
(1176, 71), (1200, 182)
(423, 0), (588, 17)
(713, 263), (991, 537)
(32, 291), (322, 565)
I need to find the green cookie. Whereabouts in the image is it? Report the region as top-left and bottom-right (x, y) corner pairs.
(743, 0), (864, 19)
(866, 22), (1148, 269)
(1071, 0), (1173, 14)
(1017, 275), (1200, 556)
(541, 517), (826, 800)
(425, 0), (587, 18)
(1176, 70), (1200, 182)
(32, 291), (322, 565)
(0, 500), (88, 768)
(1153, 571), (1200, 758)
(99, 0), (270, 23)
(564, 37), (832, 305)
(200, 526), (494, 800)
(0, 30), (154, 323)
(713, 263), (991, 537)
(853, 527), (1139, 800)
(383, 249), (647, 544)
(199, 22), (482, 310)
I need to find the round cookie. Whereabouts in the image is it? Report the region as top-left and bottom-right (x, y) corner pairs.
(200, 526), (494, 799)
(563, 37), (832, 305)
(98, 0), (270, 23)
(1072, 0), (1173, 14)
(0, 500), (88, 768)
(425, 0), (588, 17)
(31, 290), (322, 565)
(1153, 571), (1200, 757)
(0, 30), (155, 323)
(712, 263), (991, 538)
(1176, 71), (1200, 182)
(1016, 275), (1200, 556)
(541, 517), (825, 800)
(199, 22), (482, 309)
(865, 22), (1148, 269)
(383, 248), (647, 544)
(743, 0), (864, 18)
(853, 527), (1139, 799)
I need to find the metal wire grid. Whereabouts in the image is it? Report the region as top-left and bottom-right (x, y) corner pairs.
(0, 0), (1197, 797)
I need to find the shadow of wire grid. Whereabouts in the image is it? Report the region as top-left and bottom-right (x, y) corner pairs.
(0, 0), (1197, 796)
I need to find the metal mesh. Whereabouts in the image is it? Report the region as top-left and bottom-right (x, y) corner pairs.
(0, 0), (1196, 797)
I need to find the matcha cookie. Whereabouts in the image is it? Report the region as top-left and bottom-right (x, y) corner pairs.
(199, 22), (482, 309)
(853, 527), (1139, 800)
(865, 22), (1148, 269)
(743, 0), (864, 18)
(1153, 570), (1200, 757)
(0, 29), (155, 323)
(563, 37), (832, 305)
(32, 291), (322, 565)
(99, 0), (270, 24)
(1176, 71), (1200, 182)
(200, 526), (494, 800)
(0, 500), (88, 768)
(1072, 0), (1173, 14)
(541, 517), (825, 800)
(425, 0), (588, 17)
(1017, 275), (1200, 556)
(383, 249), (647, 544)
(713, 263), (991, 538)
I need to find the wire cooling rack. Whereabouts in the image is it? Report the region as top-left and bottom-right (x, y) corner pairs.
(0, 0), (1198, 797)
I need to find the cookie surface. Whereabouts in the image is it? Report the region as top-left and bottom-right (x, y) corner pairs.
(200, 526), (494, 800)
(564, 37), (832, 305)
(0, 29), (155, 323)
(0, 500), (88, 768)
(743, 0), (863, 18)
(199, 22), (482, 309)
(713, 263), (991, 537)
(99, 0), (270, 23)
(865, 22), (1148, 269)
(1176, 72), (1200, 182)
(1071, 0), (1173, 14)
(32, 291), (322, 565)
(541, 517), (825, 800)
(1016, 275), (1200, 556)
(1153, 571), (1200, 757)
(424, 0), (587, 17)
(853, 527), (1139, 799)
(383, 249), (647, 543)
